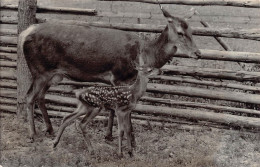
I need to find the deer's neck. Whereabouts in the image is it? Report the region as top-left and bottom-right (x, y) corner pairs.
(140, 27), (174, 68)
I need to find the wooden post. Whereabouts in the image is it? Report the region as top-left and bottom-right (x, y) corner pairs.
(17, 0), (37, 119)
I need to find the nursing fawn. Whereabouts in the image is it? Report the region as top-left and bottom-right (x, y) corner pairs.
(53, 66), (159, 157)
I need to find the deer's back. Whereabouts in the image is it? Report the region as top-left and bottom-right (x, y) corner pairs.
(20, 22), (143, 83)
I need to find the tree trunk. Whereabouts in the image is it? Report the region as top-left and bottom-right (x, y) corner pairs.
(17, 0), (37, 119)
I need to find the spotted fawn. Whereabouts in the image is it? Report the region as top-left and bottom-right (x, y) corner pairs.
(53, 66), (159, 157)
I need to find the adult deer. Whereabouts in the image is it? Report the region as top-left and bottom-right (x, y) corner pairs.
(19, 6), (200, 142)
(53, 65), (159, 157)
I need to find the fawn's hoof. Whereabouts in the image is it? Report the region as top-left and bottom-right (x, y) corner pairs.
(128, 151), (133, 157)
(53, 141), (58, 148)
(26, 137), (34, 143)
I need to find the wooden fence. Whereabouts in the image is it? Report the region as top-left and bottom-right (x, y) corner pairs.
(1, 0), (260, 130)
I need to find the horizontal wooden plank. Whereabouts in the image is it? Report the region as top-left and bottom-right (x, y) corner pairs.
(0, 46), (17, 53)
(0, 28), (17, 36)
(0, 52), (17, 61)
(152, 75), (260, 92)
(99, 0), (260, 8)
(141, 96), (260, 116)
(161, 65), (260, 81)
(0, 70), (16, 80)
(0, 60), (16, 67)
(0, 36), (17, 45)
(134, 104), (260, 130)
(2, 17), (259, 41)
(147, 83), (260, 105)
(0, 4), (97, 15)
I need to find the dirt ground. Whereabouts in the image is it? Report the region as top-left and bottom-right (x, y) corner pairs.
(1, 113), (260, 167)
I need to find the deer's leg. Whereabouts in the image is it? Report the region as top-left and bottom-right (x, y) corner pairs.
(37, 84), (53, 135)
(79, 107), (103, 154)
(37, 74), (63, 136)
(53, 103), (86, 148)
(26, 77), (49, 142)
(105, 109), (115, 141)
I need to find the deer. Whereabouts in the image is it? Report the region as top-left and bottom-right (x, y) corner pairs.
(18, 5), (201, 142)
(52, 65), (160, 157)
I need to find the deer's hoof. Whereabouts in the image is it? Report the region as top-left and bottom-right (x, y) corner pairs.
(118, 153), (123, 159)
(89, 149), (95, 156)
(43, 127), (54, 136)
(105, 135), (114, 142)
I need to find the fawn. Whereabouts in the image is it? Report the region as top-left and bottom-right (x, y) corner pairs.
(53, 66), (159, 157)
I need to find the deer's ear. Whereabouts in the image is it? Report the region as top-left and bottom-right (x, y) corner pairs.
(161, 8), (174, 23)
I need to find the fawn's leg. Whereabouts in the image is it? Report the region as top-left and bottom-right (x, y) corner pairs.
(79, 107), (104, 154)
(129, 112), (136, 148)
(53, 103), (86, 148)
(124, 112), (134, 157)
(116, 111), (125, 158)
(105, 109), (115, 141)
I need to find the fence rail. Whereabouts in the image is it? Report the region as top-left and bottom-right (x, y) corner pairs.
(99, 0), (260, 8)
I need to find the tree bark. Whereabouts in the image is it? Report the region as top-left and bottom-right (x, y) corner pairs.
(17, 0), (37, 119)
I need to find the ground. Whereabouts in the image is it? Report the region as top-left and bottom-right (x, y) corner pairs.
(1, 113), (260, 167)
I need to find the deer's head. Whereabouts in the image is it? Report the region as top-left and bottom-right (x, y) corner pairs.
(160, 7), (201, 59)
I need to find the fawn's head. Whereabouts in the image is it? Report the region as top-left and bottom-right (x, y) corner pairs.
(160, 5), (201, 59)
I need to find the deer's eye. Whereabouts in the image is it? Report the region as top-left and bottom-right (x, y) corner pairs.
(178, 32), (184, 36)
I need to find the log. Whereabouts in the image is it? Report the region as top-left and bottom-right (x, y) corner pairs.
(0, 4), (97, 15)
(0, 29), (17, 36)
(99, 0), (260, 8)
(199, 49), (260, 63)
(193, 27), (260, 41)
(0, 36), (17, 45)
(134, 104), (260, 130)
(0, 89), (17, 98)
(0, 98), (16, 105)
(151, 75), (260, 92)
(161, 65), (260, 81)
(0, 70), (16, 80)
(141, 96), (260, 116)
(2, 18), (260, 41)
(0, 60), (17, 68)
(37, 19), (260, 41)
(0, 46), (17, 53)
(147, 83), (260, 105)
(17, 0), (37, 119)
(0, 52), (17, 61)
(0, 81), (17, 89)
